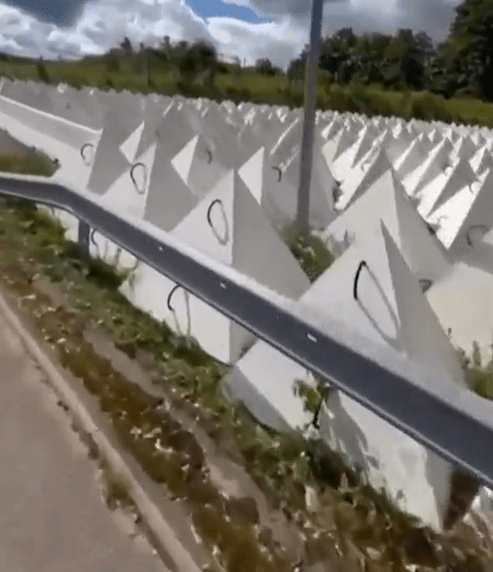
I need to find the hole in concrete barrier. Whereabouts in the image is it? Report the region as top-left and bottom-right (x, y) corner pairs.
(307, 333), (317, 343)
(207, 200), (229, 246)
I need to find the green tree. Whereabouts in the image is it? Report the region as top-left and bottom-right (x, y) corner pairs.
(255, 58), (276, 76)
(466, 13), (493, 99)
(188, 40), (217, 71)
(286, 58), (306, 89)
(36, 59), (50, 83)
(178, 51), (199, 83)
(120, 36), (132, 52)
(188, 40), (218, 86)
(437, 0), (493, 99)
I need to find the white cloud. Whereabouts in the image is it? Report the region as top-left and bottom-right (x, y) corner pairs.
(208, 15), (305, 66)
(0, 0), (461, 66)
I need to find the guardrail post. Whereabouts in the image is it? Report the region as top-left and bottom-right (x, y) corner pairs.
(78, 220), (90, 256)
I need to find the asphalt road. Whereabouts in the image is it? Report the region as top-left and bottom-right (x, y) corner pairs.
(0, 299), (171, 572)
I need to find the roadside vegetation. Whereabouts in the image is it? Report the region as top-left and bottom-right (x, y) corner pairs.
(282, 222), (335, 283)
(0, 131), (58, 177)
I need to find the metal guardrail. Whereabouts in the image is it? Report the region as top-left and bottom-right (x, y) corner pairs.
(0, 173), (493, 490)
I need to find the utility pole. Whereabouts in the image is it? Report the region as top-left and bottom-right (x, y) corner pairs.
(296, 0), (324, 232)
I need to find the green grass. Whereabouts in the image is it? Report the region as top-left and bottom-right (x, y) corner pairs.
(0, 150), (58, 177)
(457, 340), (493, 399)
(282, 222), (335, 283)
(6, 53), (493, 126)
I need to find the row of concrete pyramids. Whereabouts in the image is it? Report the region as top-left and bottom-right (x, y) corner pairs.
(0, 78), (493, 532)
(1, 78), (490, 365)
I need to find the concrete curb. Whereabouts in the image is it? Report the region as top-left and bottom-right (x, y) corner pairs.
(0, 288), (204, 572)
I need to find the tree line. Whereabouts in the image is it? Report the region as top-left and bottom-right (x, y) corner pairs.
(287, 0), (493, 101)
(28, 0), (493, 107)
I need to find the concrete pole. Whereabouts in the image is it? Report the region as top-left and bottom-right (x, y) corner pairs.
(296, 0), (325, 232)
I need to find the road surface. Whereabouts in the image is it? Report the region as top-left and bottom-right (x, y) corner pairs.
(0, 296), (171, 572)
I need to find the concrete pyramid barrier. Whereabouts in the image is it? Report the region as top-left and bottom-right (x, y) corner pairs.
(0, 91), (100, 154)
(142, 154), (199, 232)
(268, 145), (339, 230)
(86, 106), (143, 195)
(426, 261), (493, 366)
(393, 136), (433, 181)
(46, 88), (104, 129)
(171, 134), (229, 198)
(130, 104), (168, 161)
(337, 147), (393, 211)
(119, 121), (146, 164)
(116, 148), (200, 307)
(268, 116), (303, 165)
(92, 141), (159, 266)
(321, 129), (344, 168)
(315, 222), (466, 529)
(0, 80), (44, 109)
(326, 124), (363, 169)
(0, 92), (100, 188)
(321, 119), (342, 142)
(237, 146), (267, 206)
(225, 220), (464, 528)
(120, 170), (310, 364)
(2, 84), (492, 529)
(363, 128), (411, 169)
(426, 168), (493, 251)
(354, 128), (389, 169)
(318, 169), (451, 282)
(469, 145), (493, 176)
(152, 102), (203, 159)
(402, 138), (455, 198)
(454, 134), (480, 163)
(0, 84), (102, 241)
(331, 124), (380, 182)
(417, 158), (476, 218)
(208, 124), (262, 174)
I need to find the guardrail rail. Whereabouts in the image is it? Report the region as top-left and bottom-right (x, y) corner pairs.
(0, 172), (492, 492)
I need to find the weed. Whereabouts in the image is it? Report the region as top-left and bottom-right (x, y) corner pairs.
(282, 222), (335, 282)
(100, 463), (132, 510)
(0, 150), (57, 177)
(457, 339), (493, 400)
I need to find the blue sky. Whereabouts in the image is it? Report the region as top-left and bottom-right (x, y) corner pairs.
(186, 0), (274, 24)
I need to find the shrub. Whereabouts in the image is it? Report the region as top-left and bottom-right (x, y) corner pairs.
(411, 91), (457, 123)
(104, 51), (120, 73)
(224, 86), (252, 103)
(36, 60), (50, 83)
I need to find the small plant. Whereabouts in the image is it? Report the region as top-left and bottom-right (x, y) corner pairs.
(457, 339), (493, 400)
(293, 377), (323, 416)
(36, 59), (50, 83)
(282, 222), (335, 282)
(100, 463), (132, 510)
(0, 150), (58, 177)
